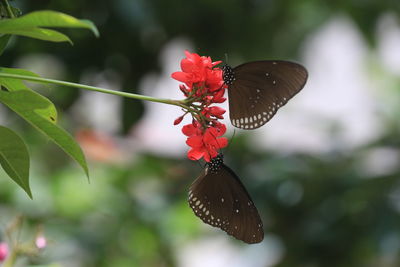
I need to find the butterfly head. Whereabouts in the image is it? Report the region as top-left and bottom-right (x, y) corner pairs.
(207, 154), (224, 174)
(222, 65), (235, 85)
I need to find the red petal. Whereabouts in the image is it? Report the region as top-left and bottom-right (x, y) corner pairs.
(203, 136), (221, 148)
(213, 97), (226, 103)
(203, 129), (219, 144)
(201, 56), (213, 68)
(188, 148), (204, 161)
(184, 50), (195, 59)
(216, 137), (228, 149)
(186, 136), (203, 148)
(184, 51), (202, 66)
(208, 149), (218, 159)
(182, 124), (197, 136)
(206, 69), (224, 91)
(213, 123), (227, 136)
(203, 151), (211, 162)
(181, 58), (195, 73)
(212, 61), (222, 67)
(171, 72), (190, 83)
(206, 124), (226, 138)
(209, 106), (226, 117)
(212, 88), (226, 103)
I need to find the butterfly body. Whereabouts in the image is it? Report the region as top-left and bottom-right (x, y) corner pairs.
(188, 154), (264, 244)
(223, 60), (308, 129)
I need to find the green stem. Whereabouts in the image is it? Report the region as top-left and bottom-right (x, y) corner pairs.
(0, 73), (186, 108)
(1, 0), (15, 18)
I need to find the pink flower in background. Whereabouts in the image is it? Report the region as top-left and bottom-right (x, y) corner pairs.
(35, 236), (47, 249)
(0, 242), (9, 262)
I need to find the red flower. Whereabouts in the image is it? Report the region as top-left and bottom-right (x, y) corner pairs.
(183, 122), (228, 162)
(171, 50), (223, 91)
(171, 51), (207, 88)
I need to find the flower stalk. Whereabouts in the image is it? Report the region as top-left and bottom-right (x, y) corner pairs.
(0, 72), (186, 108)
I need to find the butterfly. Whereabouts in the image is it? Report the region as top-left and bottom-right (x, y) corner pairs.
(188, 154), (264, 244)
(222, 60), (308, 130)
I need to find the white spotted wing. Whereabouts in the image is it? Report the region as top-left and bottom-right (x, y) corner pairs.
(188, 163), (264, 244)
(227, 60), (308, 130)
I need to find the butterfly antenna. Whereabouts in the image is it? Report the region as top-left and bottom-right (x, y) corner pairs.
(224, 53), (229, 64)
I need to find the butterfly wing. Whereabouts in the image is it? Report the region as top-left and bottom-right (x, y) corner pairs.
(188, 164), (264, 244)
(228, 60), (308, 129)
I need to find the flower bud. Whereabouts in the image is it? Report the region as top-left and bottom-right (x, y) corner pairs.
(179, 85), (190, 96)
(212, 88), (226, 103)
(209, 106), (226, 119)
(174, 115), (184, 125)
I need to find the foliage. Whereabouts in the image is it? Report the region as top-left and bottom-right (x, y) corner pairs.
(0, 5), (98, 197)
(0, 125), (30, 197)
(0, 10), (98, 43)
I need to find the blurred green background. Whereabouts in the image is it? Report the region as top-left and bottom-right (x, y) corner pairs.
(1, 0), (400, 266)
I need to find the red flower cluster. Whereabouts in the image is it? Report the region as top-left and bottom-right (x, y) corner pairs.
(182, 121), (228, 162)
(172, 51), (228, 162)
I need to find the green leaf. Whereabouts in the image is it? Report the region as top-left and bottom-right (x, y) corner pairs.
(0, 10), (99, 42)
(0, 34), (11, 56)
(0, 27), (72, 43)
(0, 90), (89, 178)
(0, 125), (32, 198)
(0, 67), (58, 122)
(0, 67), (42, 92)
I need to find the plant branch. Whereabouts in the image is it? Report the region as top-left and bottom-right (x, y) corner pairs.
(0, 73), (186, 108)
